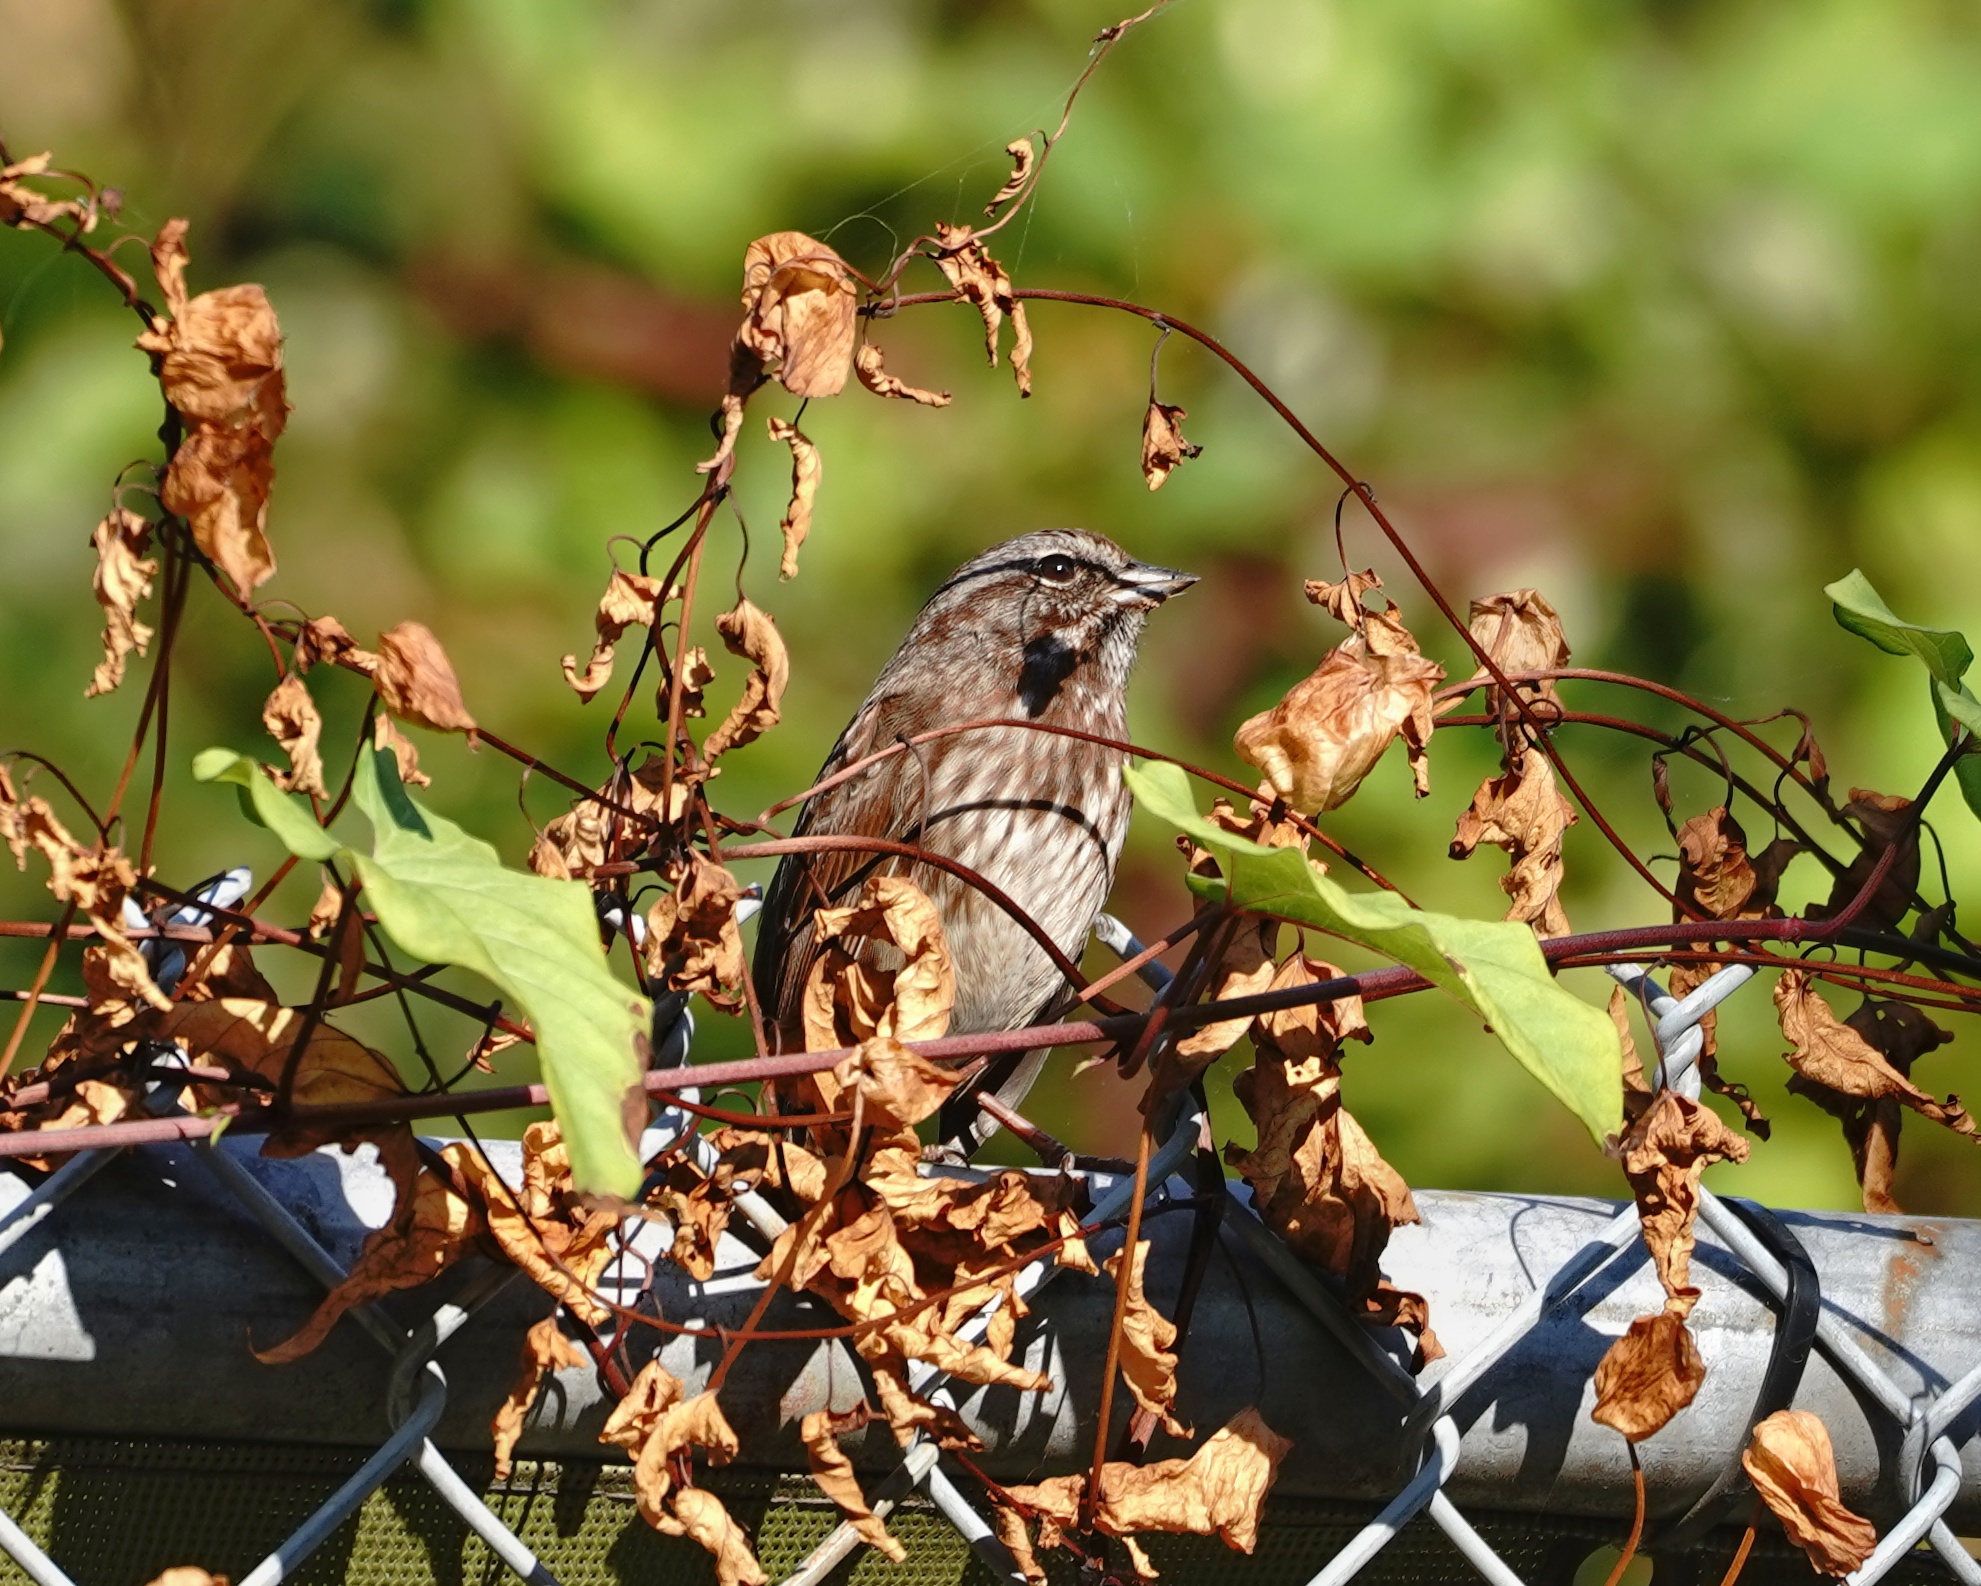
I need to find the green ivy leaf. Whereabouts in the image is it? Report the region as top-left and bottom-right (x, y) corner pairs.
(194, 746), (648, 1196)
(1127, 760), (1622, 1142)
(1826, 569), (1981, 819)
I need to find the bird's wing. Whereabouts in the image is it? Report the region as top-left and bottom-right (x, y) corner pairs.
(752, 689), (931, 1043)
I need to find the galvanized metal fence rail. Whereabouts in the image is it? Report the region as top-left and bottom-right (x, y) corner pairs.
(3, 896), (1980, 1584)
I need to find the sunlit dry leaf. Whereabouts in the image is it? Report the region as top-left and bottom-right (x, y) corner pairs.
(1465, 589), (1571, 709)
(1105, 1239), (1186, 1437)
(676, 645), (716, 719)
(600, 1377), (741, 1527)
(853, 342), (951, 407)
(258, 1150), (485, 1361)
(261, 674), (326, 797)
(932, 223), (1032, 396)
(652, 1488), (767, 1586)
(598, 1357), (684, 1453)
(492, 1317), (587, 1480)
(644, 853), (747, 1010)
(1775, 969), (1976, 1150)
(702, 599), (788, 762)
(984, 137), (1036, 215)
(1234, 616), (1444, 813)
(84, 509), (156, 698)
(1591, 1310), (1705, 1442)
(735, 231), (859, 399)
(1612, 986), (1650, 1110)
(456, 1120), (618, 1323)
(1141, 400), (1202, 491)
(652, 1156), (734, 1280)
(1303, 569), (1386, 629)
(1617, 1091), (1749, 1316)
(832, 1036), (959, 1130)
(766, 417), (820, 582)
(1163, 916), (1277, 1081)
(1815, 999), (1954, 1213)
(800, 1408), (906, 1562)
(802, 875), (955, 1049)
(1816, 789), (1919, 935)
(1449, 743), (1577, 938)
(1742, 1410), (1878, 1576)
(373, 714), (430, 789)
(156, 998), (404, 1116)
(561, 570), (674, 703)
(697, 390), (746, 478)
(373, 621), (477, 735)
(136, 220), (287, 595)
(0, 151), (99, 231)
(1000, 1407), (1292, 1561)
(294, 614), (376, 676)
(1674, 808), (1777, 922)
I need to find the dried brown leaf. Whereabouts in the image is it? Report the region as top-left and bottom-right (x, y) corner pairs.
(853, 342), (951, 407)
(1141, 400), (1201, 491)
(1776, 969), (1976, 1148)
(1234, 621), (1444, 813)
(932, 223), (1032, 396)
(261, 674), (326, 797)
(1590, 1309), (1705, 1442)
(561, 570), (674, 702)
(373, 714), (430, 788)
(457, 1120), (618, 1323)
(601, 1378), (742, 1528)
(294, 614), (375, 676)
(1617, 1090), (1750, 1315)
(1465, 589), (1570, 709)
(84, 509), (156, 698)
(1303, 569), (1386, 628)
(832, 1036), (959, 1130)
(766, 417), (820, 581)
(652, 1488), (767, 1586)
(802, 875), (956, 1051)
(1449, 743), (1577, 938)
(735, 231), (859, 399)
(644, 853), (747, 1009)
(984, 137), (1036, 215)
(702, 599), (788, 762)
(492, 1317), (587, 1480)
(799, 1408), (906, 1561)
(1741, 1410), (1878, 1576)
(1816, 789), (1920, 935)
(1105, 1239), (1186, 1438)
(373, 620), (477, 735)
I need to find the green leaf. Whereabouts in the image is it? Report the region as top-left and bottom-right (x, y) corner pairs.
(1127, 761), (1622, 1142)
(1826, 570), (1981, 821)
(1825, 568), (1974, 687)
(195, 745), (649, 1196)
(192, 748), (341, 862)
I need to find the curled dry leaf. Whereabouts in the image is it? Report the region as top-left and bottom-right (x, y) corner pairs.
(853, 341), (951, 407)
(644, 852), (747, 1010)
(801, 875), (956, 1052)
(293, 614), (375, 676)
(1450, 743), (1577, 939)
(932, 222), (1032, 396)
(998, 1406), (1292, 1572)
(1304, 569), (1386, 628)
(1159, 916), (1277, 1087)
(1800, 999), (1954, 1214)
(1235, 600), (1444, 813)
(1105, 1239), (1186, 1438)
(1590, 1309), (1705, 1443)
(259, 1148), (485, 1362)
(1617, 1090), (1750, 1315)
(1674, 807), (1790, 924)
(84, 508), (156, 698)
(702, 599), (788, 762)
(261, 674), (326, 797)
(652, 1488), (767, 1586)
(598, 1364), (740, 1526)
(799, 1407), (906, 1562)
(561, 570), (674, 702)
(1741, 1410), (1878, 1577)
(766, 417), (820, 582)
(734, 231), (859, 399)
(984, 137), (1036, 215)
(677, 645), (715, 719)
(1, 151), (101, 231)
(1816, 789), (1920, 935)
(1775, 969), (1976, 1149)
(1141, 400), (1202, 491)
(456, 1119), (620, 1324)
(136, 220), (287, 595)
(831, 1036), (959, 1130)
(373, 714), (430, 789)
(1465, 588), (1570, 710)
(652, 1154), (734, 1280)
(373, 621), (477, 735)
(492, 1317), (586, 1480)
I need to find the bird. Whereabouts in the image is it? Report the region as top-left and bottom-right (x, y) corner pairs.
(752, 528), (1195, 1152)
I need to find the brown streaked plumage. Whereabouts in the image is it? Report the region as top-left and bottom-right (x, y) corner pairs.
(752, 529), (1194, 1148)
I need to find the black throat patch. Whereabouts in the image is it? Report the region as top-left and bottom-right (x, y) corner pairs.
(1017, 633), (1081, 717)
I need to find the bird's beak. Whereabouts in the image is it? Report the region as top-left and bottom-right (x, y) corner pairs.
(1110, 561), (1199, 608)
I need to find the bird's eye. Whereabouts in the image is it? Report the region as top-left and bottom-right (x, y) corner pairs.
(1035, 553), (1078, 584)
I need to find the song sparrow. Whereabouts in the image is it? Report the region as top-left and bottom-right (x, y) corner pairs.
(753, 528), (1194, 1147)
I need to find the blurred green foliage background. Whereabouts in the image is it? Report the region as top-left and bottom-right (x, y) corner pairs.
(6, 0), (1981, 1213)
